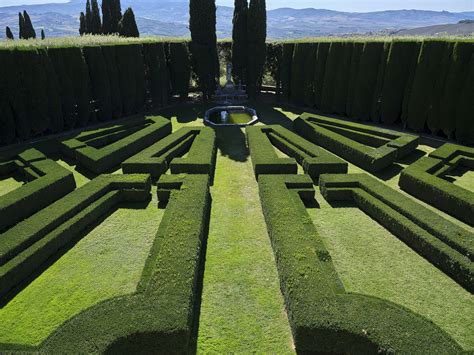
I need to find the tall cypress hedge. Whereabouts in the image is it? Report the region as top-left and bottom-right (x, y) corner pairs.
(333, 41), (353, 115)
(351, 42), (384, 121)
(345, 42), (363, 116)
(133, 44), (146, 112)
(407, 40), (450, 132)
(400, 41), (422, 128)
(83, 46), (112, 121)
(370, 42), (390, 122)
(439, 42), (474, 137)
(102, 45), (122, 118)
(67, 47), (92, 127)
(380, 41), (420, 124)
(303, 43), (317, 107)
(455, 53), (474, 144)
(290, 43), (307, 105)
(0, 51), (16, 144)
(320, 42), (344, 113)
(143, 42), (170, 108)
(169, 42), (191, 100)
(115, 44), (137, 115)
(313, 42), (329, 109)
(280, 43), (294, 99)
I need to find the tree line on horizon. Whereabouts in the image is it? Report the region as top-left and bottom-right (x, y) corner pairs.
(79, 0), (139, 38)
(5, 11), (45, 40)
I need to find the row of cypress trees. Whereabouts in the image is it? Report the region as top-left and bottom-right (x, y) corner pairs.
(0, 41), (190, 145)
(79, 0), (139, 38)
(281, 40), (474, 143)
(5, 11), (45, 40)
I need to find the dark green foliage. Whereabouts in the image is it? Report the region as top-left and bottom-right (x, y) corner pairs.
(21, 11), (36, 39)
(321, 173), (473, 292)
(90, 0), (102, 34)
(115, 44), (138, 115)
(79, 12), (86, 35)
(67, 47), (92, 127)
(83, 46), (112, 121)
(246, 0), (266, 98)
(0, 149), (75, 234)
(232, 0), (248, 83)
(143, 42), (170, 107)
(101, 0), (112, 34)
(399, 143), (474, 226)
(118, 7), (139, 38)
(380, 41), (420, 124)
(302, 43), (317, 107)
(313, 42), (329, 109)
(102, 45), (122, 118)
(370, 42), (390, 122)
(289, 43), (307, 105)
(67, 116), (171, 173)
(332, 42), (353, 115)
(456, 53), (474, 144)
(280, 43), (294, 99)
(39, 174), (210, 354)
(123, 127), (216, 179)
(440, 42), (474, 139)
(189, 0), (219, 99)
(320, 42), (344, 112)
(351, 42), (384, 121)
(246, 125), (297, 177)
(0, 174), (149, 300)
(407, 40), (451, 132)
(259, 174), (462, 353)
(5, 26), (14, 40)
(248, 125), (347, 179)
(85, 0), (92, 34)
(41, 28), (45, 40)
(265, 43), (283, 95)
(18, 12), (24, 39)
(0, 52), (16, 144)
(169, 42), (191, 100)
(294, 113), (419, 172)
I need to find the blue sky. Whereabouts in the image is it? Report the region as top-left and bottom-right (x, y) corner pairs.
(0, 0), (473, 12)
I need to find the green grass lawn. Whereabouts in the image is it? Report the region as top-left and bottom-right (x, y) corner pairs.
(308, 206), (474, 351)
(0, 189), (163, 346)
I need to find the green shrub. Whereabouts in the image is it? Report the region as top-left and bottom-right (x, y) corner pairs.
(399, 143), (474, 226)
(302, 43), (317, 107)
(333, 41), (354, 115)
(320, 42), (343, 112)
(67, 47), (92, 127)
(169, 42), (191, 100)
(320, 173), (473, 292)
(246, 125), (297, 177)
(370, 42), (390, 122)
(143, 42), (170, 107)
(290, 43), (308, 105)
(0, 149), (76, 234)
(0, 51), (16, 144)
(313, 42), (330, 109)
(455, 51), (474, 144)
(280, 43), (294, 99)
(102, 45), (123, 118)
(259, 174), (461, 353)
(345, 42), (363, 116)
(0, 174), (150, 300)
(294, 113), (418, 172)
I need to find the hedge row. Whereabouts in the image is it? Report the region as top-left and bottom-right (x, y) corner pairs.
(0, 148), (75, 233)
(61, 115), (171, 173)
(0, 41), (191, 145)
(246, 125), (298, 177)
(35, 174), (211, 353)
(320, 173), (473, 292)
(122, 127), (216, 181)
(0, 174), (151, 299)
(399, 143), (474, 226)
(246, 125), (347, 179)
(294, 113), (419, 172)
(281, 39), (474, 143)
(258, 173), (461, 353)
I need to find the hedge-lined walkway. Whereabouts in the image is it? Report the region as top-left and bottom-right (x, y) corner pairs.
(196, 127), (294, 353)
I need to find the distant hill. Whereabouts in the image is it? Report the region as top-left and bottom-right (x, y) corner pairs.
(395, 21), (474, 36)
(1, 0), (473, 39)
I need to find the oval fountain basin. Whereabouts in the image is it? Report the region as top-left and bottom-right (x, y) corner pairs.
(204, 106), (259, 127)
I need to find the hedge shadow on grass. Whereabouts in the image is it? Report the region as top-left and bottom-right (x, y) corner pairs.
(214, 127), (248, 163)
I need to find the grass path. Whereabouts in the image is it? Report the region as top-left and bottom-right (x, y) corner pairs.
(0, 189), (163, 346)
(196, 128), (294, 353)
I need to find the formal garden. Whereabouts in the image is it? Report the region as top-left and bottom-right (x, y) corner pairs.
(0, 1), (473, 350)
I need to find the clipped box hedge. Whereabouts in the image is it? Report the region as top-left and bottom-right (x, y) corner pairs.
(36, 174), (211, 354)
(247, 124), (347, 179)
(320, 173), (473, 291)
(0, 174), (151, 299)
(258, 173), (461, 353)
(61, 116), (171, 173)
(0, 149), (76, 232)
(294, 113), (419, 172)
(399, 143), (474, 226)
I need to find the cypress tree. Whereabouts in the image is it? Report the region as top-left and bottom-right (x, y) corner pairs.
(90, 0), (102, 35)
(118, 8), (139, 37)
(41, 28), (45, 40)
(313, 42), (330, 109)
(246, 0), (266, 98)
(0, 52), (16, 144)
(86, 0), (92, 34)
(18, 12), (24, 39)
(79, 12), (86, 35)
(102, 0), (112, 34)
(23, 11), (36, 39)
(169, 42), (191, 100)
(232, 0), (248, 84)
(280, 43), (294, 99)
(110, 0), (122, 33)
(102, 45), (122, 117)
(6, 26), (14, 40)
(189, 0), (219, 100)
